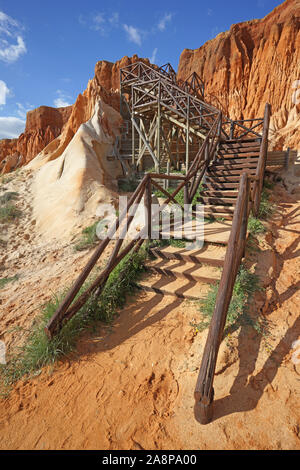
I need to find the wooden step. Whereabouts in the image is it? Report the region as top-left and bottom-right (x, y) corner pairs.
(221, 152), (260, 159)
(221, 138), (260, 145)
(205, 175), (249, 183)
(138, 273), (212, 300)
(211, 162), (258, 170)
(213, 157), (259, 166)
(202, 204), (235, 213)
(203, 210), (233, 220)
(147, 259), (221, 283)
(207, 168), (256, 176)
(199, 196), (237, 205)
(158, 220), (231, 245)
(203, 182), (254, 189)
(149, 244), (226, 267)
(200, 190), (239, 198)
(219, 145), (260, 153)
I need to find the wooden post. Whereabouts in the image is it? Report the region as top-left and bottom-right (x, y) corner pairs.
(285, 147), (290, 170)
(132, 114), (136, 168)
(144, 175), (152, 240)
(253, 103), (271, 216)
(185, 97), (190, 174)
(184, 181), (189, 206)
(131, 85), (136, 168)
(139, 119), (143, 172)
(176, 129), (180, 170)
(195, 173), (249, 424)
(156, 83), (161, 173)
(166, 160), (170, 190)
(230, 121), (234, 140)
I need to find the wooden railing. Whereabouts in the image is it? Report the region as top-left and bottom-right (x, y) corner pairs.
(45, 112), (222, 339)
(221, 117), (264, 141)
(194, 103), (271, 424)
(253, 104), (271, 216)
(194, 171), (252, 423)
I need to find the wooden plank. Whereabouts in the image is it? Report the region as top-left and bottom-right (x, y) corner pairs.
(195, 172), (249, 423)
(45, 177), (148, 338)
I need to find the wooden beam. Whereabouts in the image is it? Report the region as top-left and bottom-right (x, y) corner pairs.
(131, 116), (159, 167)
(161, 112), (207, 140)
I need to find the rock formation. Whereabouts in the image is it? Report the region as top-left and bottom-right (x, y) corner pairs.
(0, 105), (72, 175)
(25, 55), (148, 239)
(2, 0), (299, 176)
(0, 138), (19, 174)
(29, 100), (123, 239)
(177, 0), (300, 150)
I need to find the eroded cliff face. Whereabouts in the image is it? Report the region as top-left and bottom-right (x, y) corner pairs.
(0, 55), (148, 174)
(0, 105), (72, 175)
(37, 54), (147, 165)
(177, 0), (300, 149)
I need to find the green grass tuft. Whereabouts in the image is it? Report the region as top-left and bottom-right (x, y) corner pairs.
(0, 244), (147, 395)
(0, 204), (22, 222)
(258, 188), (275, 220)
(193, 265), (263, 335)
(0, 191), (19, 204)
(0, 275), (19, 289)
(118, 177), (139, 192)
(247, 215), (265, 235)
(154, 184), (202, 207)
(74, 221), (100, 251)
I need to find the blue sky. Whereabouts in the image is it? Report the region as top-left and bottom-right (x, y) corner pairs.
(0, 0), (283, 139)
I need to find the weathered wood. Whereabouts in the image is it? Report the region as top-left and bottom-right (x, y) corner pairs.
(253, 103), (271, 216)
(144, 175), (152, 239)
(45, 177), (147, 338)
(195, 172), (249, 423)
(151, 179), (184, 211)
(147, 172), (186, 181)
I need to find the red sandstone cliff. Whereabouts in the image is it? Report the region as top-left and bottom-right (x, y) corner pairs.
(177, 0), (300, 149)
(0, 55), (148, 174)
(2, 0), (299, 175)
(0, 105), (72, 174)
(36, 55), (149, 163)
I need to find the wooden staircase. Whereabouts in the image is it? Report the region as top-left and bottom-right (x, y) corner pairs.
(199, 138), (261, 220)
(45, 59), (271, 426)
(138, 235), (228, 301)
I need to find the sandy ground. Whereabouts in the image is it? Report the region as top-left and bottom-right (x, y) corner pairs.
(0, 167), (299, 450)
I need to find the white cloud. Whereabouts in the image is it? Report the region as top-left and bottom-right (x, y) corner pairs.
(16, 102), (34, 119)
(0, 80), (10, 106)
(80, 11), (120, 36)
(54, 98), (72, 107)
(92, 13), (106, 35)
(157, 13), (173, 32)
(123, 24), (142, 46)
(0, 11), (26, 64)
(0, 116), (25, 138)
(150, 47), (158, 64)
(0, 36), (26, 63)
(109, 12), (119, 26)
(207, 8), (213, 16)
(54, 90), (73, 108)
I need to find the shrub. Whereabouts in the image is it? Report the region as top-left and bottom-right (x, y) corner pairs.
(0, 244), (147, 394)
(0, 204), (22, 222)
(193, 264), (262, 335)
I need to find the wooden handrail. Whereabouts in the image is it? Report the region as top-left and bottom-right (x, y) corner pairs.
(253, 103), (271, 216)
(45, 111), (221, 339)
(195, 172), (251, 424)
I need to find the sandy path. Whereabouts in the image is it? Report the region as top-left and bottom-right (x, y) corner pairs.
(0, 172), (300, 450)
